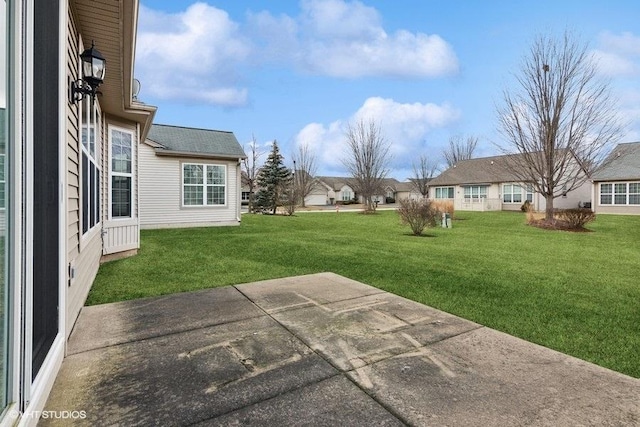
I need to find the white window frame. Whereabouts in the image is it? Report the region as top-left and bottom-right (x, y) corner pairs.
(108, 126), (135, 219)
(80, 96), (101, 237)
(463, 185), (487, 202)
(600, 182), (640, 206)
(181, 162), (227, 207)
(503, 183), (533, 204)
(434, 186), (454, 199)
(342, 190), (352, 201)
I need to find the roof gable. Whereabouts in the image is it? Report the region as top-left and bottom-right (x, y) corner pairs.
(592, 142), (640, 181)
(147, 124), (246, 159)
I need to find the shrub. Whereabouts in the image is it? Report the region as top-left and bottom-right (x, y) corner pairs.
(397, 198), (438, 236)
(385, 197), (396, 204)
(557, 208), (595, 229)
(431, 199), (455, 218)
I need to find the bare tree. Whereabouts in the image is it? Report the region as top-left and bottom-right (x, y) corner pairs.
(292, 142), (318, 207)
(342, 119), (391, 212)
(497, 31), (623, 222)
(411, 154), (438, 198)
(443, 135), (478, 168)
(242, 134), (265, 213)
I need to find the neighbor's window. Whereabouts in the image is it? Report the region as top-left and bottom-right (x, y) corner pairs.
(435, 187), (454, 199)
(463, 185), (487, 202)
(110, 127), (134, 218)
(614, 183), (627, 205)
(81, 97), (101, 235)
(602, 182), (640, 205)
(182, 163), (226, 206)
(241, 191), (250, 201)
(600, 183), (612, 205)
(342, 190), (352, 201)
(629, 183), (640, 205)
(503, 183), (532, 203)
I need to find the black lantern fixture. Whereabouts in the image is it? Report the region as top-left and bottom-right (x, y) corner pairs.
(70, 41), (106, 103)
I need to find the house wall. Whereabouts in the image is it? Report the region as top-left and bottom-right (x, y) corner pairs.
(593, 181), (640, 215)
(65, 5), (103, 339)
(139, 142), (241, 228)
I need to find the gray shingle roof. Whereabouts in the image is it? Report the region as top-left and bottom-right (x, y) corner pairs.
(428, 154), (528, 186)
(592, 142), (640, 181)
(315, 176), (356, 191)
(147, 124), (246, 159)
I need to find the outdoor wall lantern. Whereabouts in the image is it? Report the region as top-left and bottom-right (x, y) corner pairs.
(70, 41), (106, 103)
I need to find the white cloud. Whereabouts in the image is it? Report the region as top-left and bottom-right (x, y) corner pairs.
(253, 0), (459, 78)
(294, 97), (460, 174)
(136, 1), (459, 106)
(593, 31), (640, 77)
(136, 3), (251, 106)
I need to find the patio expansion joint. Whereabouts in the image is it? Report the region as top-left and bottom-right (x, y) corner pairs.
(233, 284), (484, 427)
(67, 310), (270, 356)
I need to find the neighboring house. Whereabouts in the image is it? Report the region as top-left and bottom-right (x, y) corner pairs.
(315, 176), (357, 205)
(2, 1), (156, 424)
(314, 176), (409, 205)
(140, 124), (246, 228)
(395, 180), (425, 201)
(428, 154), (591, 212)
(591, 142), (640, 215)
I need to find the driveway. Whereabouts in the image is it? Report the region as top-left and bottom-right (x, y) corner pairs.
(42, 273), (639, 426)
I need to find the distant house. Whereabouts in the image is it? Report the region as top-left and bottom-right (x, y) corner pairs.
(314, 176), (357, 205)
(427, 153), (591, 212)
(396, 180), (426, 201)
(591, 142), (640, 215)
(140, 124), (246, 228)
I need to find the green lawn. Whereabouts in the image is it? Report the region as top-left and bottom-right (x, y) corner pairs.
(89, 211), (640, 378)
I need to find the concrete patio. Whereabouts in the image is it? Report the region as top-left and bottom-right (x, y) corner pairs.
(42, 273), (640, 426)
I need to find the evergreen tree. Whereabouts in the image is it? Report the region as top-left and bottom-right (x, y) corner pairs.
(255, 141), (292, 214)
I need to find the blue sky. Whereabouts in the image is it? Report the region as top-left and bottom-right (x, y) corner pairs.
(135, 0), (640, 179)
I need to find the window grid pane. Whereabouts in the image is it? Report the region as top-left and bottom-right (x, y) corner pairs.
(111, 176), (132, 217)
(183, 185), (204, 205)
(207, 186), (225, 205)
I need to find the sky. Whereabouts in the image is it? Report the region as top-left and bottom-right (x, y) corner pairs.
(135, 0), (640, 179)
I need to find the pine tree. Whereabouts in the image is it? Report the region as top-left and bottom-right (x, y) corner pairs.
(255, 141), (292, 214)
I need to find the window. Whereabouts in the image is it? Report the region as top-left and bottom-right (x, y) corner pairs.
(630, 183), (640, 205)
(242, 191), (250, 202)
(81, 97), (100, 235)
(503, 184), (532, 204)
(601, 182), (640, 205)
(342, 190), (352, 201)
(0, 154), (4, 209)
(182, 163), (226, 206)
(110, 127), (133, 218)
(435, 187), (454, 199)
(463, 185), (487, 202)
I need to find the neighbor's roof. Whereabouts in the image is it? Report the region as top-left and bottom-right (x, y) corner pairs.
(316, 176), (356, 191)
(592, 142), (640, 181)
(147, 124), (246, 159)
(428, 153), (529, 186)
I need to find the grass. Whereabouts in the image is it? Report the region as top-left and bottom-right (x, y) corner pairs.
(89, 211), (640, 378)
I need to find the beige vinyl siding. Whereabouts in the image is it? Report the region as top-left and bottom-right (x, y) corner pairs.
(139, 142), (241, 228)
(65, 4), (102, 337)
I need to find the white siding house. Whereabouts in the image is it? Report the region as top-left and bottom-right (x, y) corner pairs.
(1, 0), (156, 424)
(140, 124), (246, 228)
